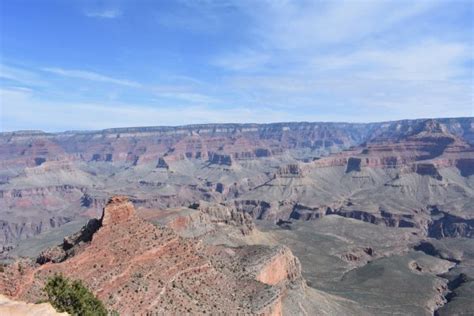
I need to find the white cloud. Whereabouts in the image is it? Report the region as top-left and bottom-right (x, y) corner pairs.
(210, 1), (451, 74)
(1, 63), (220, 110)
(0, 87), (309, 132)
(310, 40), (469, 81)
(156, 92), (218, 104)
(256, 0), (440, 48)
(84, 9), (122, 19)
(42, 67), (141, 87)
(213, 50), (270, 71)
(224, 73), (472, 121)
(0, 64), (46, 87)
(208, 1), (471, 122)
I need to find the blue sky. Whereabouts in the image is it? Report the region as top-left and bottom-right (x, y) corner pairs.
(0, 0), (473, 131)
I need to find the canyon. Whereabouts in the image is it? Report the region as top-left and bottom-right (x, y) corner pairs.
(0, 117), (473, 315)
(0, 196), (306, 315)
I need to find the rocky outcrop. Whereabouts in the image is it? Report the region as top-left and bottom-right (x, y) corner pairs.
(428, 210), (474, 238)
(276, 164), (305, 178)
(193, 201), (255, 234)
(289, 202), (474, 240)
(414, 241), (461, 263)
(36, 217), (101, 264)
(340, 247), (375, 264)
(289, 203), (421, 229)
(233, 200), (274, 220)
(254, 246), (302, 286)
(0, 295), (67, 315)
(290, 204), (326, 220)
(0, 184), (86, 201)
(100, 196), (136, 226)
(413, 163), (443, 180)
(0, 196), (303, 315)
(156, 157), (169, 169)
(0, 216), (72, 247)
(207, 152), (232, 166)
(154, 202), (255, 238)
(345, 157), (362, 173)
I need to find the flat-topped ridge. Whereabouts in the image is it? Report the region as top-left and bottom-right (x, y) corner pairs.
(100, 195), (137, 226)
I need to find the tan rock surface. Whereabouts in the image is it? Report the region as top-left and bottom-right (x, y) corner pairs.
(0, 294), (67, 316)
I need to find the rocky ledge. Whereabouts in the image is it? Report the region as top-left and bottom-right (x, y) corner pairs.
(0, 294), (67, 316)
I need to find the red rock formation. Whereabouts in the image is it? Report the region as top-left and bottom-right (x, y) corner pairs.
(0, 196), (303, 315)
(100, 196), (135, 226)
(255, 246), (302, 286)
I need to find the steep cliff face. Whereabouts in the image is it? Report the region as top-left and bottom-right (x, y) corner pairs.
(194, 201), (255, 234)
(0, 197), (304, 315)
(314, 120), (474, 172)
(145, 201), (255, 239)
(36, 217), (101, 264)
(0, 215), (73, 247)
(428, 210), (474, 238)
(276, 164), (305, 178)
(2, 118), (470, 169)
(207, 152), (233, 166)
(254, 246), (302, 286)
(100, 196), (135, 226)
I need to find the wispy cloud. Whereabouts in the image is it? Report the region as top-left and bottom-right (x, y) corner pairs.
(310, 40), (469, 81)
(156, 92), (218, 104)
(246, 0), (441, 49)
(208, 0), (472, 122)
(84, 9), (122, 19)
(42, 67), (141, 87)
(0, 64), (45, 87)
(212, 1), (448, 69)
(213, 50), (270, 71)
(2, 63), (220, 108)
(0, 87), (308, 131)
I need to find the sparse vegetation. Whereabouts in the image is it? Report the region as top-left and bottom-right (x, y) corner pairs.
(43, 274), (107, 316)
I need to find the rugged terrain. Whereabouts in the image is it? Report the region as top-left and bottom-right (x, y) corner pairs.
(0, 117), (473, 315)
(1, 196), (366, 315)
(1, 118), (473, 246)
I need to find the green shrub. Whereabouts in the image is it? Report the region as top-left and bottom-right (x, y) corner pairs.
(44, 274), (107, 316)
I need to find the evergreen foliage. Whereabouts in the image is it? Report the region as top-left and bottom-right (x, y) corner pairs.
(44, 274), (108, 316)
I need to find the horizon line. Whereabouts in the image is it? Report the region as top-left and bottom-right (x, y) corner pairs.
(1, 116), (473, 135)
